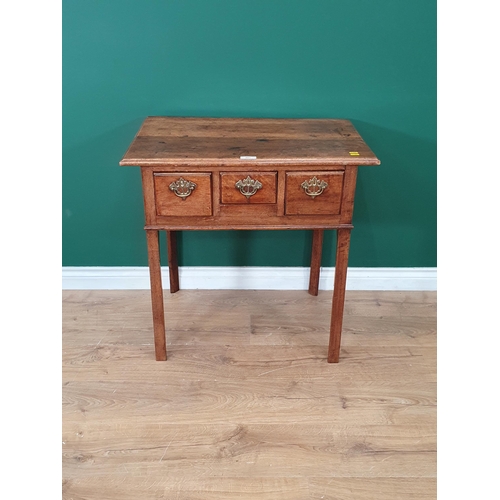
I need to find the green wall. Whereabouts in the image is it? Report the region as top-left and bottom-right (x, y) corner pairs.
(63, 0), (436, 267)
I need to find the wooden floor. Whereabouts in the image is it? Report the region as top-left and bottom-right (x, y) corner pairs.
(62, 289), (436, 499)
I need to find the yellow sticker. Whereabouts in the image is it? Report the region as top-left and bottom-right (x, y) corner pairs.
(349, 152), (360, 156)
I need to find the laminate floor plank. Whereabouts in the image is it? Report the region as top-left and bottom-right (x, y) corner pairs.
(308, 478), (437, 499)
(63, 477), (309, 500)
(62, 421), (436, 477)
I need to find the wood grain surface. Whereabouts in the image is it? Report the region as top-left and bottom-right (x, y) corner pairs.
(119, 117), (381, 167)
(63, 290), (436, 499)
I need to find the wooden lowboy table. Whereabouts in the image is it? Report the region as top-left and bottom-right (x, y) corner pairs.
(120, 117), (380, 362)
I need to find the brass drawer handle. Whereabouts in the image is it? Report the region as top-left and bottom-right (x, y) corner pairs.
(169, 177), (197, 200)
(301, 176), (328, 198)
(235, 176), (263, 199)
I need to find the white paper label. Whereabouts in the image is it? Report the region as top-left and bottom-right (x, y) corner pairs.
(240, 155), (257, 160)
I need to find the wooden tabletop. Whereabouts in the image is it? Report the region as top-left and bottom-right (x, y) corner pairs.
(119, 116), (380, 167)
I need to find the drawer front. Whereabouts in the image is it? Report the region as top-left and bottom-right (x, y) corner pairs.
(153, 173), (212, 216)
(220, 172), (277, 204)
(285, 171), (344, 215)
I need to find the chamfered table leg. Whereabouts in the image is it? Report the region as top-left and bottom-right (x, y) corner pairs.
(146, 229), (167, 361)
(166, 230), (180, 293)
(308, 229), (324, 296)
(328, 228), (351, 363)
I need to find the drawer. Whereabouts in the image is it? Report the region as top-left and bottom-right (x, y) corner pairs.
(220, 172), (277, 204)
(153, 173), (212, 216)
(285, 171), (344, 215)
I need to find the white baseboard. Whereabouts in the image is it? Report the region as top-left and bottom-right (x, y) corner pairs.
(62, 266), (436, 291)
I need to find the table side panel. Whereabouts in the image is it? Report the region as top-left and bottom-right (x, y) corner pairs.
(141, 168), (157, 226)
(339, 166), (359, 225)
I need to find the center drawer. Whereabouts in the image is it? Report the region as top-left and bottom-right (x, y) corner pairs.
(220, 172), (277, 204)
